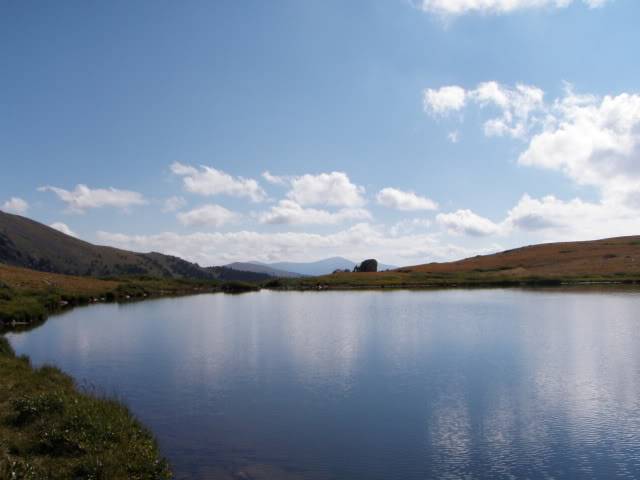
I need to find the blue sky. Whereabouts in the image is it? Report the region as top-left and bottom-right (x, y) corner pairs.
(2, 0), (640, 266)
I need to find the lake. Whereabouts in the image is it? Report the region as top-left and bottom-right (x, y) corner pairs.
(8, 289), (640, 479)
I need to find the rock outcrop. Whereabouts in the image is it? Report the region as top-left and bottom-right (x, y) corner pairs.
(354, 259), (378, 273)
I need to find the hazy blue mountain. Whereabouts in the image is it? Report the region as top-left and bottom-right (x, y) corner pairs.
(253, 257), (397, 276)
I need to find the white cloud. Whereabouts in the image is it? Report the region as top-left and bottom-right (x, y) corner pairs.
(38, 184), (146, 213)
(420, 0), (611, 16)
(286, 172), (366, 207)
(49, 222), (77, 237)
(177, 204), (238, 228)
(519, 91), (640, 206)
(423, 86), (467, 115)
(432, 192), (640, 242)
(503, 194), (640, 240)
(389, 218), (432, 236)
(424, 81), (545, 139)
(171, 162), (266, 202)
(474, 82), (545, 138)
(162, 196), (187, 213)
(424, 83), (640, 241)
(1, 197), (29, 215)
(437, 209), (501, 236)
(96, 223), (488, 267)
(259, 200), (371, 225)
(376, 187), (439, 211)
(448, 131), (460, 143)
(262, 171), (287, 186)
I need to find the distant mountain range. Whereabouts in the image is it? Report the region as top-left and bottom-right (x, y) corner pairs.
(226, 257), (397, 277)
(0, 211), (270, 283)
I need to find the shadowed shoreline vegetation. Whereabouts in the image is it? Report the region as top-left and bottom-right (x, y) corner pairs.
(0, 337), (171, 479)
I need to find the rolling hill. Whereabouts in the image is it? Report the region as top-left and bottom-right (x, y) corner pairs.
(281, 236), (640, 289)
(401, 236), (640, 278)
(0, 211), (269, 282)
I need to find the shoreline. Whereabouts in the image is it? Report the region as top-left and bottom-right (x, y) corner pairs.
(0, 337), (172, 479)
(5, 268), (640, 332)
(264, 275), (640, 291)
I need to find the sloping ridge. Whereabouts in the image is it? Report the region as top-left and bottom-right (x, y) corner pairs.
(0, 211), (212, 278)
(224, 262), (304, 278)
(403, 236), (640, 277)
(0, 211), (271, 281)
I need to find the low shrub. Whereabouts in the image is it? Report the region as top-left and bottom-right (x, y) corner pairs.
(0, 336), (14, 356)
(0, 296), (47, 323)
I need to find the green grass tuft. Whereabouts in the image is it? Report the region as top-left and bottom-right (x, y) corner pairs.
(0, 339), (171, 479)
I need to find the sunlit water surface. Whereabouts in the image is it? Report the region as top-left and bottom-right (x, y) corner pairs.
(8, 289), (640, 479)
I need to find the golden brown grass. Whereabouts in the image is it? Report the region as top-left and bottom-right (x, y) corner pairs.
(274, 236), (640, 290)
(403, 235), (640, 277)
(0, 263), (119, 297)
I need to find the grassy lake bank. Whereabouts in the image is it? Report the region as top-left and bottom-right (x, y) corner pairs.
(0, 263), (258, 331)
(0, 337), (171, 479)
(265, 270), (640, 290)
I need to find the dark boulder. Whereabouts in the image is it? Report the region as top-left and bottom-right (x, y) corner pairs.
(354, 259), (378, 273)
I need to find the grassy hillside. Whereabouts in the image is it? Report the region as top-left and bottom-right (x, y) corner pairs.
(403, 236), (640, 277)
(0, 211), (213, 278)
(274, 236), (640, 289)
(0, 337), (171, 479)
(0, 211), (275, 283)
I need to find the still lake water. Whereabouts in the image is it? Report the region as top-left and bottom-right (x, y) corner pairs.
(8, 289), (640, 479)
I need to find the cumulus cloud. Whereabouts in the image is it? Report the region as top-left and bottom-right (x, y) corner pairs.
(1, 197), (29, 215)
(424, 81), (640, 224)
(258, 200), (371, 225)
(376, 187), (439, 211)
(262, 171), (287, 186)
(49, 222), (77, 237)
(437, 209), (501, 236)
(38, 184), (146, 213)
(423, 86), (467, 115)
(424, 81), (545, 139)
(171, 162), (266, 202)
(433, 192), (640, 242)
(426, 83), (640, 243)
(420, 0), (611, 16)
(518, 90), (640, 206)
(162, 196), (187, 213)
(286, 172), (366, 208)
(389, 218), (432, 236)
(177, 204), (238, 228)
(503, 194), (640, 240)
(96, 223), (489, 267)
